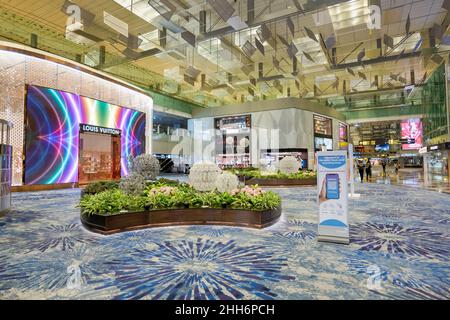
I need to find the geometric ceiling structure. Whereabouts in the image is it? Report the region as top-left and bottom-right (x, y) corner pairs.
(0, 0), (449, 111)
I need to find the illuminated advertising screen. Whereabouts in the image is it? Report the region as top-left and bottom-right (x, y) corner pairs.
(339, 123), (348, 142)
(24, 85), (146, 185)
(314, 115), (332, 136)
(401, 118), (422, 150)
(339, 122), (348, 149)
(315, 137), (333, 151)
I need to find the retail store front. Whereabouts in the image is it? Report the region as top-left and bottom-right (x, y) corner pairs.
(425, 143), (450, 178)
(78, 125), (121, 184)
(24, 85), (146, 186)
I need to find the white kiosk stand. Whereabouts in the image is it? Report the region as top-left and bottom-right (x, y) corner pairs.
(317, 151), (349, 244)
(348, 144), (360, 198)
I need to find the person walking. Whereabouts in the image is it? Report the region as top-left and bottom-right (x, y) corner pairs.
(357, 160), (365, 183)
(365, 158), (372, 181)
(381, 159), (387, 177)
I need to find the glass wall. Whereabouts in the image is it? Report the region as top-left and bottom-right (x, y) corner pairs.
(421, 64), (448, 140)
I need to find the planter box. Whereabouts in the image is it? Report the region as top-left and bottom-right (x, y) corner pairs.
(244, 177), (317, 186)
(81, 206), (282, 235)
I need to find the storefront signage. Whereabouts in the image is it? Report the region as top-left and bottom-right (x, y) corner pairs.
(317, 151), (349, 244)
(429, 145), (439, 151)
(428, 143), (450, 152)
(400, 138), (415, 144)
(418, 147), (428, 154)
(80, 124), (121, 136)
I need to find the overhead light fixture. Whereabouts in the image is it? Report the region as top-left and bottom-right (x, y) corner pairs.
(405, 14), (410, 34)
(383, 34), (394, 49)
(441, 35), (450, 45)
(148, 0), (176, 21)
(443, 0), (450, 11)
(227, 15), (248, 30)
(104, 11), (128, 37)
(185, 66), (201, 79)
(241, 64), (254, 76)
(287, 42), (298, 60)
(413, 38), (423, 52)
(258, 23), (272, 43)
(357, 48), (365, 62)
(181, 30), (196, 46)
(395, 49), (405, 63)
(207, 0), (235, 22)
(255, 38), (265, 55)
(273, 56), (281, 70)
(242, 40), (256, 57)
(431, 24), (443, 40)
(304, 26), (318, 42)
(431, 53), (444, 65)
(278, 35), (289, 47)
(358, 71), (367, 80)
(292, 0), (305, 13)
(303, 51), (315, 62)
(287, 17), (295, 37)
(325, 34), (336, 49)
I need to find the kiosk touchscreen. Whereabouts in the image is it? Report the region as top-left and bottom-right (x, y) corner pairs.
(325, 173), (340, 199)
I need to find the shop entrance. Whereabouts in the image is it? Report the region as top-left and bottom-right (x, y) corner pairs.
(78, 126), (121, 185)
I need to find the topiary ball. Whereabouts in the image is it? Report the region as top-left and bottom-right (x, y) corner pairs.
(188, 161), (221, 192)
(119, 173), (146, 196)
(133, 154), (160, 180)
(215, 171), (239, 194)
(278, 156), (300, 174)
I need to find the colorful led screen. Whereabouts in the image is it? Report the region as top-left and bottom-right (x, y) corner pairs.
(401, 118), (422, 150)
(24, 85), (146, 185)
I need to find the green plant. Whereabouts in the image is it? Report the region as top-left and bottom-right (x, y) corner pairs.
(82, 180), (119, 195)
(234, 168), (317, 180)
(79, 181), (282, 215)
(80, 189), (136, 216)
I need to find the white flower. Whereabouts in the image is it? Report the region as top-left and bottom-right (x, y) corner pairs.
(215, 172), (239, 193)
(188, 161), (221, 192)
(278, 156), (300, 174)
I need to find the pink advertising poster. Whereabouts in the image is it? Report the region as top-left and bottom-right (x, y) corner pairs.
(401, 118), (422, 150)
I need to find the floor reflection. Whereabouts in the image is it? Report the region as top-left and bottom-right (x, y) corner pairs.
(358, 166), (450, 194)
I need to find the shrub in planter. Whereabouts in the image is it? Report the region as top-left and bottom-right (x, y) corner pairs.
(79, 181), (282, 215)
(215, 171), (239, 193)
(119, 173), (147, 196)
(188, 161), (221, 192)
(83, 180), (118, 195)
(133, 154), (160, 180)
(278, 156), (301, 174)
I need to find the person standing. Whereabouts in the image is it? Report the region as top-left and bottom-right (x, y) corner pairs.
(381, 159), (387, 177)
(357, 160), (365, 183)
(365, 158), (372, 181)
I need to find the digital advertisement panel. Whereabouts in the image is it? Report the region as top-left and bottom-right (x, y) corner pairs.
(317, 151), (349, 244)
(401, 118), (422, 150)
(24, 85), (146, 185)
(313, 115), (332, 136)
(339, 122), (348, 149)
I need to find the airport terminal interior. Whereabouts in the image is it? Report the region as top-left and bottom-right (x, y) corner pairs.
(0, 0), (449, 300)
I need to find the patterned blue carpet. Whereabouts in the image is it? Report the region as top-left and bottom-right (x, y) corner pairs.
(0, 183), (449, 300)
